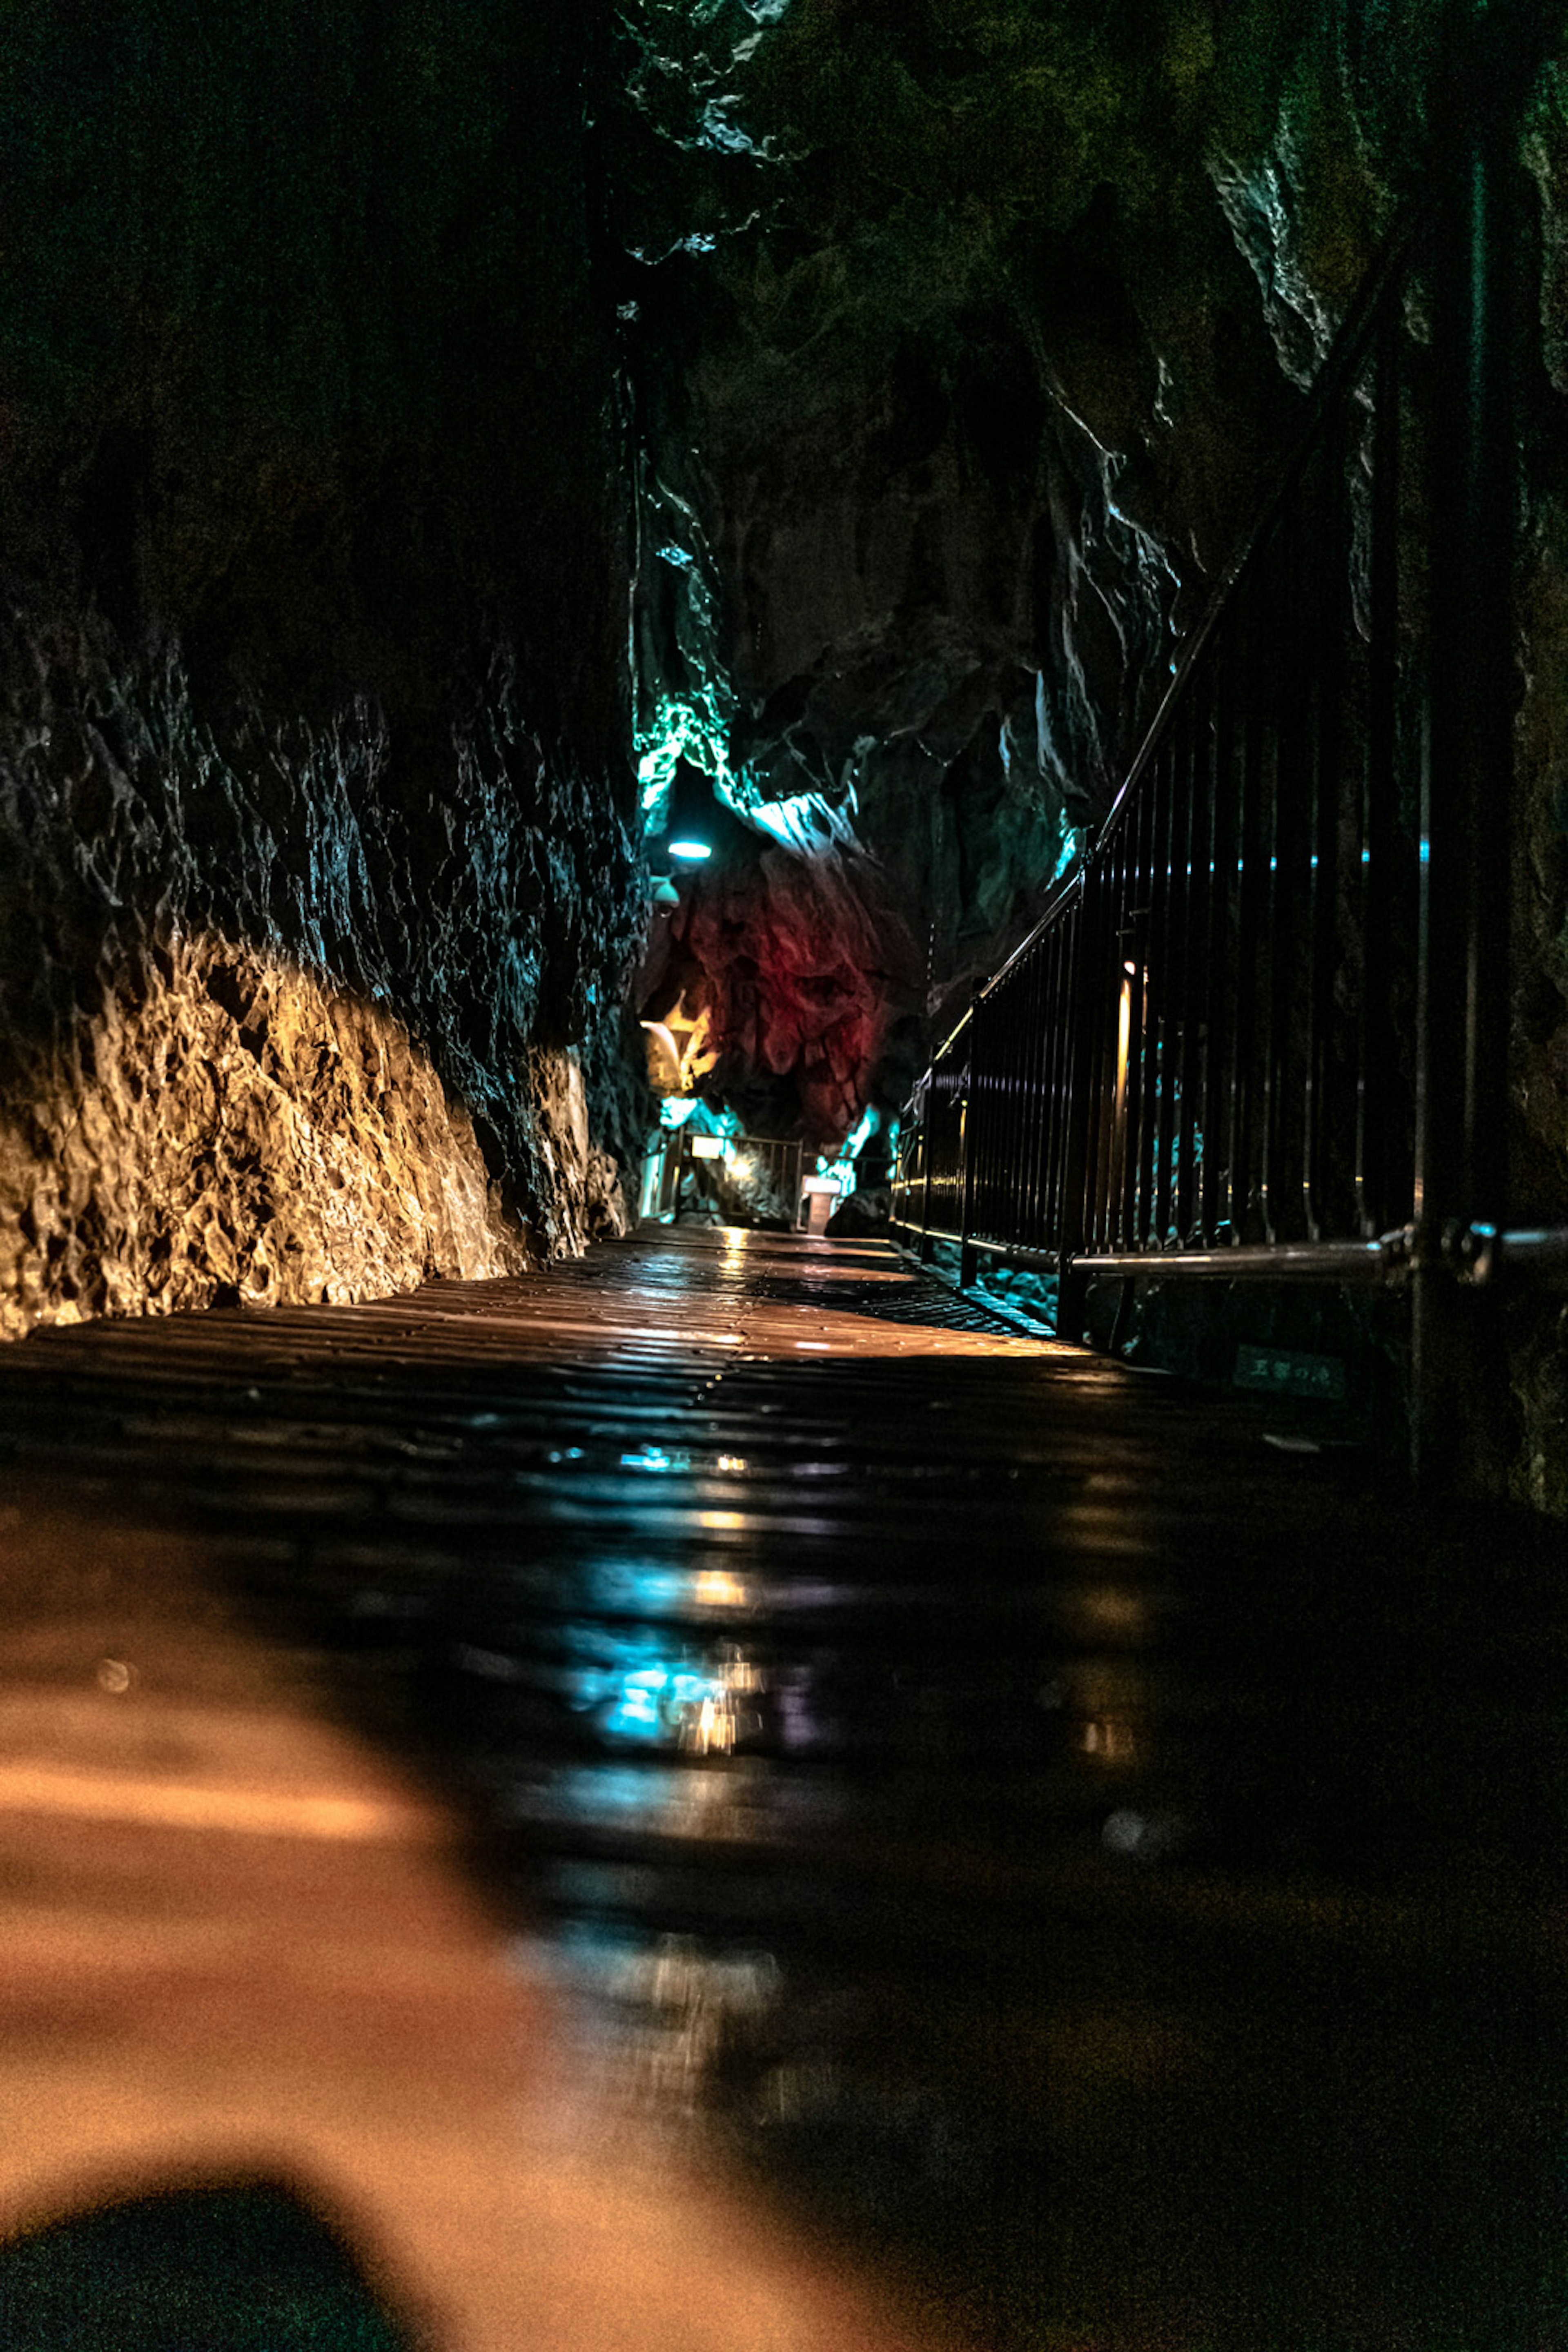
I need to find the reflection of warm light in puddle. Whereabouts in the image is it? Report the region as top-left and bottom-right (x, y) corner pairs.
(1060, 1658), (1149, 1773)
(1064, 1584), (1150, 1641)
(0, 1765), (436, 1842)
(611, 1933), (781, 2119)
(693, 1569), (749, 1608)
(698, 1510), (747, 1534)
(1077, 1717), (1142, 1765)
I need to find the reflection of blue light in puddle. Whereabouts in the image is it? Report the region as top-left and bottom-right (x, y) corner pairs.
(604, 1666), (705, 1741)
(619, 1445), (693, 1472)
(582, 1639), (765, 1753)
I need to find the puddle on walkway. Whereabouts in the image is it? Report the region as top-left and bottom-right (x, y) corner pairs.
(0, 1230), (1563, 2350)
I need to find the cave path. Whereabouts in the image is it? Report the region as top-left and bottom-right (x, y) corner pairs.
(0, 1226), (1560, 2352)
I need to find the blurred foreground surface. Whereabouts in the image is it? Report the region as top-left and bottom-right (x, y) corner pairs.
(0, 1227), (1561, 2350)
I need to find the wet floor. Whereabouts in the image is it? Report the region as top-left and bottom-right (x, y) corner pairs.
(0, 1226), (1564, 2349)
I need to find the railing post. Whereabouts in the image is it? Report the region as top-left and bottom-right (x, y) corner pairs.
(1411, 3), (1525, 1490)
(1056, 882), (1100, 1343)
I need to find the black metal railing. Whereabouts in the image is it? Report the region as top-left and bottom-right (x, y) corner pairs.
(891, 19), (1568, 1483)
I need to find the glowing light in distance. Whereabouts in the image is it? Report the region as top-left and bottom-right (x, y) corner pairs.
(694, 1569), (749, 1607)
(669, 839), (712, 862)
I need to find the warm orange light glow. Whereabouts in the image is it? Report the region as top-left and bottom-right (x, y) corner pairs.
(0, 1764), (440, 1842)
(693, 1568), (749, 1606)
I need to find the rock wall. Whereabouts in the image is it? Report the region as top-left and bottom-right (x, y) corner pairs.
(0, 0), (650, 1339)
(0, 940), (524, 1336)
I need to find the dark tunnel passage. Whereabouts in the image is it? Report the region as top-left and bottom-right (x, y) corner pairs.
(3, 4), (1568, 2348)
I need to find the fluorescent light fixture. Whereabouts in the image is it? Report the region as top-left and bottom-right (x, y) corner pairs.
(668, 838), (712, 861)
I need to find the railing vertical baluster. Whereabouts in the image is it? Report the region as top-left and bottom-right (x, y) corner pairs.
(1104, 834), (1129, 1247)
(1023, 960), (1045, 1249)
(1167, 695), (1201, 1243)
(1005, 976), (1024, 1241)
(1260, 490), (1301, 1245)
(1233, 564), (1267, 1244)
(957, 1024), (976, 1288)
(1012, 969), (1033, 1249)
(1124, 781), (1154, 1247)
(1044, 920), (1069, 1247)
(981, 999), (1000, 1247)
(982, 997), (1006, 1251)
(1304, 408), (1347, 1241)
(1040, 942), (1060, 1246)
(1132, 762), (1154, 1247)
(1357, 305), (1402, 1238)
(1151, 731), (1180, 1245)
(1057, 880), (1101, 1341)
(1203, 626), (1238, 1245)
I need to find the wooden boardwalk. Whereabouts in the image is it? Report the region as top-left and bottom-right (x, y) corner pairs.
(0, 1228), (1561, 2350)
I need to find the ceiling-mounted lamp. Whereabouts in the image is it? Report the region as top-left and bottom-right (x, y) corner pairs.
(664, 759), (717, 864)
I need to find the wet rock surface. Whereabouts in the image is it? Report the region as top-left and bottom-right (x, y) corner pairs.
(0, 1229), (1562, 2347)
(0, 939), (526, 1339)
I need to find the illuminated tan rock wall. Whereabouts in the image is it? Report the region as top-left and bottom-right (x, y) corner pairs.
(0, 0), (648, 1341)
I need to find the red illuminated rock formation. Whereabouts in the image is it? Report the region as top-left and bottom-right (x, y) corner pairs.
(656, 840), (920, 1149)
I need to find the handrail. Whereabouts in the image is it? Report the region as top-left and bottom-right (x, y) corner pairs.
(1085, 206), (1426, 866)
(890, 78), (1568, 1488)
(979, 207), (1424, 1015)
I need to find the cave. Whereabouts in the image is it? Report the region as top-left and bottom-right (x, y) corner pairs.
(2, 0), (1565, 1497)
(3, 9), (1568, 2347)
